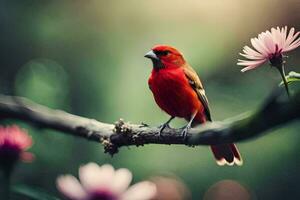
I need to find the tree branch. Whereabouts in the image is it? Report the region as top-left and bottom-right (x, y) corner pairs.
(0, 89), (299, 155)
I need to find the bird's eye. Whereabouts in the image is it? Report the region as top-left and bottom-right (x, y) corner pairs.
(155, 50), (170, 56)
(162, 50), (170, 56)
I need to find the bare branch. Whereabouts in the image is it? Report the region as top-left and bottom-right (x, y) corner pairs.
(0, 89), (299, 155)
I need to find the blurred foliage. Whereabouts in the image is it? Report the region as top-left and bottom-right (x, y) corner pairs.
(281, 71), (300, 86)
(13, 184), (60, 200)
(0, 0), (300, 199)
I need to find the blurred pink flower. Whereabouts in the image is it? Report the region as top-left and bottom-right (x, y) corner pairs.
(238, 26), (300, 72)
(0, 125), (33, 168)
(57, 163), (157, 200)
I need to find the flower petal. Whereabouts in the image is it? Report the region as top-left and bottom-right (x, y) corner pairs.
(277, 26), (285, 49)
(258, 32), (274, 53)
(242, 46), (264, 58)
(251, 38), (269, 56)
(284, 29), (300, 50)
(237, 59), (266, 66)
(111, 168), (132, 194)
(20, 152), (35, 162)
(281, 26), (288, 46)
(56, 175), (87, 200)
(121, 181), (157, 200)
(240, 65), (259, 72)
(283, 37), (300, 52)
(284, 27), (295, 46)
(271, 27), (283, 49)
(8, 125), (33, 150)
(79, 163), (115, 192)
(239, 53), (263, 60)
(263, 31), (276, 53)
(238, 59), (267, 72)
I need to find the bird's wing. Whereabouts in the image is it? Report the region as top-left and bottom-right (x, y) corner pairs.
(183, 65), (212, 121)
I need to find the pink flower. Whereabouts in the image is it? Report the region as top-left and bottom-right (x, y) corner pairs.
(0, 125), (33, 168)
(238, 26), (300, 72)
(57, 163), (157, 200)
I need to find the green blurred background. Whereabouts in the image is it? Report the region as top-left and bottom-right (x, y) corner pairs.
(1, 0), (300, 199)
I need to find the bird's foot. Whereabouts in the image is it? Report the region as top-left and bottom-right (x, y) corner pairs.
(157, 117), (175, 138)
(158, 123), (171, 138)
(181, 124), (191, 141)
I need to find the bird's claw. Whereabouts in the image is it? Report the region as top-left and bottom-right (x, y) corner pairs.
(157, 116), (175, 139)
(158, 123), (171, 138)
(181, 125), (191, 141)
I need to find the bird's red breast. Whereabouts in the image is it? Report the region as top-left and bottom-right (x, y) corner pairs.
(148, 66), (206, 123)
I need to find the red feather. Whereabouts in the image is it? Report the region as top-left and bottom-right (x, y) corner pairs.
(149, 67), (205, 122)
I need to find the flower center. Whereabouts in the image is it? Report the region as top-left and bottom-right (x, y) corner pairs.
(0, 142), (22, 167)
(89, 190), (118, 200)
(269, 44), (283, 67)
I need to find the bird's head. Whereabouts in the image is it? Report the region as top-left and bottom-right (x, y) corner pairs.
(145, 45), (186, 70)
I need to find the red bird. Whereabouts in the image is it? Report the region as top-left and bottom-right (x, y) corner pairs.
(145, 45), (243, 166)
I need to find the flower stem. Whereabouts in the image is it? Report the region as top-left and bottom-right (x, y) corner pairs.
(276, 64), (290, 98)
(2, 168), (12, 200)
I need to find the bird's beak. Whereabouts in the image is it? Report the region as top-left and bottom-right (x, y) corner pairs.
(144, 50), (159, 60)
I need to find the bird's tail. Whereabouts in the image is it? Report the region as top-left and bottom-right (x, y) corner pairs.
(210, 144), (243, 166)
